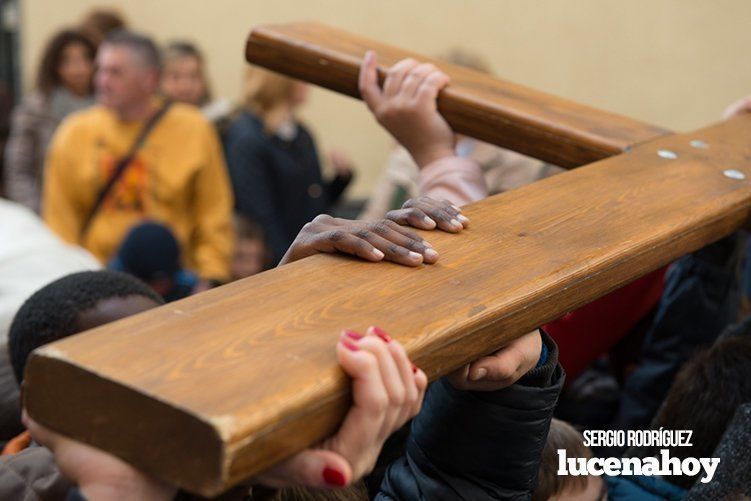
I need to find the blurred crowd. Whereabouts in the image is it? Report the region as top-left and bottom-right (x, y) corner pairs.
(0, 8), (553, 297)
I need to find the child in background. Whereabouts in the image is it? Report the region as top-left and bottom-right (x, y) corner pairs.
(108, 221), (199, 302)
(533, 419), (605, 501)
(232, 214), (269, 279)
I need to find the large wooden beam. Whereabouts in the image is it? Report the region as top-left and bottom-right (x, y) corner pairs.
(245, 22), (670, 168)
(24, 116), (751, 496)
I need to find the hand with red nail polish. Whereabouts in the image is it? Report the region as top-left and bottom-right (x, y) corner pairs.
(447, 329), (542, 391)
(342, 329), (364, 340)
(24, 327), (427, 496)
(371, 325), (393, 343)
(251, 327), (427, 490)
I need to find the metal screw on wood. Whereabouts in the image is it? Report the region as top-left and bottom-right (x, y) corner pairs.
(690, 139), (709, 149)
(723, 169), (746, 180)
(658, 149), (678, 159)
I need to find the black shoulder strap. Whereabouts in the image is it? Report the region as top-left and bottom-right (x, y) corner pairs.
(79, 100), (173, 242)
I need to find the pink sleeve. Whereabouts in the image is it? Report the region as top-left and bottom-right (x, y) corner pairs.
(418, 156), (488, 206)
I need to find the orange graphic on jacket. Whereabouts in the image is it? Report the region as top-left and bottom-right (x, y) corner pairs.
(99, 151), (149, 214)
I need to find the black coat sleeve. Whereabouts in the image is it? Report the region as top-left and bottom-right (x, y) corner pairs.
(325, 172), (353, 207)
(377, 332), (564, 500)
(297, 123), (352, 209)
(225, 130), (290, 263)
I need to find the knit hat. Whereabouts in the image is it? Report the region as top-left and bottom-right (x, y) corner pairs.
(114, 221), (181, 282)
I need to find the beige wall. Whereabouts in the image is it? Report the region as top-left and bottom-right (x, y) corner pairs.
(20, 0), (751, 198)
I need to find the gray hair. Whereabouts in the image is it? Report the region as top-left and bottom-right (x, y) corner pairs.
(102, 30), (161, 71)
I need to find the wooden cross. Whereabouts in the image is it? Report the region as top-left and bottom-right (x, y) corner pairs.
(24, 22), (751, 496)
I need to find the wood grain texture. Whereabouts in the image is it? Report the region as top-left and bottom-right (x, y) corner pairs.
(244, 22), (670, 168)
(23, 116), (751, 496)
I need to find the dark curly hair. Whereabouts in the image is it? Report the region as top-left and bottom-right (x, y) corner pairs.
(8, 270), (163, 383)
(36, 29), (96, 96)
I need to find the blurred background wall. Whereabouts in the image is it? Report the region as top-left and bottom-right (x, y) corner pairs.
(16, 0), (751, 197)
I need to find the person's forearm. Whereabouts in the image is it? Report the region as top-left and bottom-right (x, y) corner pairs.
(418, 156), (488, 206)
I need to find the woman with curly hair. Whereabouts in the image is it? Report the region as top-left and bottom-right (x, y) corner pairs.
(3, 29), (96, 212)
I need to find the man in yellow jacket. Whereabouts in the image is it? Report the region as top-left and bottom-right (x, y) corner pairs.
(43, 31), (233, 283)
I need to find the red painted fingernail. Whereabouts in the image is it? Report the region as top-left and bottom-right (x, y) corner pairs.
(342, 329), (364, 340)
(372, 326), (392, 343)
(411, 363), (418, 374)
(340, 337), (360, 352)
(323, 467), (347, 487)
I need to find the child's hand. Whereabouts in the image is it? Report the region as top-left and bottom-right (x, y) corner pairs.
(253, 327), (427, 488)
(280, 214), (439, 266)
(723, 95), (751, 120)
(359, 51), (455, 169)
(447, 330), (543, 391)
(386, 195), (470, 233)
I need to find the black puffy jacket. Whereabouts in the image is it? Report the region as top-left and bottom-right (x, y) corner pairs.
(377, 331), (564, 500)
